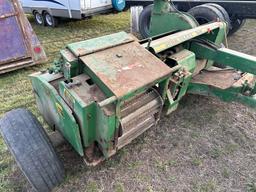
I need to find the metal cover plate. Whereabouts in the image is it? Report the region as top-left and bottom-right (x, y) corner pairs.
(67, 32), (134, 57)
(80, 41), (173, 98)
(191, 68), (241, 89)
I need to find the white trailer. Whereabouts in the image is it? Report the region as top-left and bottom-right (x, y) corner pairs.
(19, 0), (124, 27)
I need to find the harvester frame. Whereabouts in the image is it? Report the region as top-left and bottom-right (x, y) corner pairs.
(0, 0), (255, 191)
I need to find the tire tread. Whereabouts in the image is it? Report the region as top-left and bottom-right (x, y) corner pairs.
(0, 108), (64, 192)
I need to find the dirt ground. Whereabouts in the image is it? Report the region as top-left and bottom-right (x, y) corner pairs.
(0, 12), (256, 192)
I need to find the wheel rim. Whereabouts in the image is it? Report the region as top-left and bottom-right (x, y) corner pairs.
(45, 14), (53, 26)
(35, 13), (43, 25)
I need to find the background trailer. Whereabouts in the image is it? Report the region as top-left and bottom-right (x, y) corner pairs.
(20, 0), (126, 27)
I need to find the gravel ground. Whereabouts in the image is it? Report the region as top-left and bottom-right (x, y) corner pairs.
(0, 13), (256, 192)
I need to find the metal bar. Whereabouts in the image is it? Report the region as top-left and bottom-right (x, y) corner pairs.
(0, 12), (18, 19)
(217, 48), (256, 74)
(98, 96), (117, 107)
(142, 22), (224, 53)
(67, 32), (134, 57)
(188, 82), (256, 108)
(190, 43), (256, 75)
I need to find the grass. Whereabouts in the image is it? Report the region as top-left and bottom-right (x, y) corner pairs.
(222, 167), (230, 179)
(192, 180), (217, 192)
(154, 158), (180, 172)
(247, 182), (256, 192)
(86, 180), (99, 192)
(191, 157), (203, 166)
(209, 147), (222, 159)
(114, 182), (125, 192)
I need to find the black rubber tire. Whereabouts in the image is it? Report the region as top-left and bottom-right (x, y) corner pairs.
(139, 4), (153, 38)
(0, 108), (64, 192)
(33, 11), (45, 26)
(229, 19), (246, 35)
(43, 12), (59, 27)
(188, 5), (227, 30)
(204, 3), (231, 33)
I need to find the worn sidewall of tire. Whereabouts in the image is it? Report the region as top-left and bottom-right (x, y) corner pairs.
(0, 109), (64, 192)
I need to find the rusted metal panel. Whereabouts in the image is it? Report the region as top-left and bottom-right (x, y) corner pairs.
(67, 32), (135, 57)
(191, 68), (242, 89)
(0, 0), (47, 74)
(80, 41), (173, 98)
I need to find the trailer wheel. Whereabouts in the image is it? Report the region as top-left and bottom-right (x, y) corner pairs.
(229, 19), (246, 35)
(34, 11), (45, 26)
(139, 4), (153, 38)
(188, 5), (229, 32)
(204, 3), (231, 33)
(43, 12), (58, 27)
(0, 109), (64, 192)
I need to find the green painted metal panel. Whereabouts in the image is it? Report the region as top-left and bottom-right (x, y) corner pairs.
(169, 49), (196, 73)
(159, 49), (196, 115)
(149, 0), (198, 37)
(67, 32), (134, 57)
(30, 73), (84, 156)
(96, 105), (116, 158)
(59, 81), (97, 147)
(58, 76), (117, 157)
